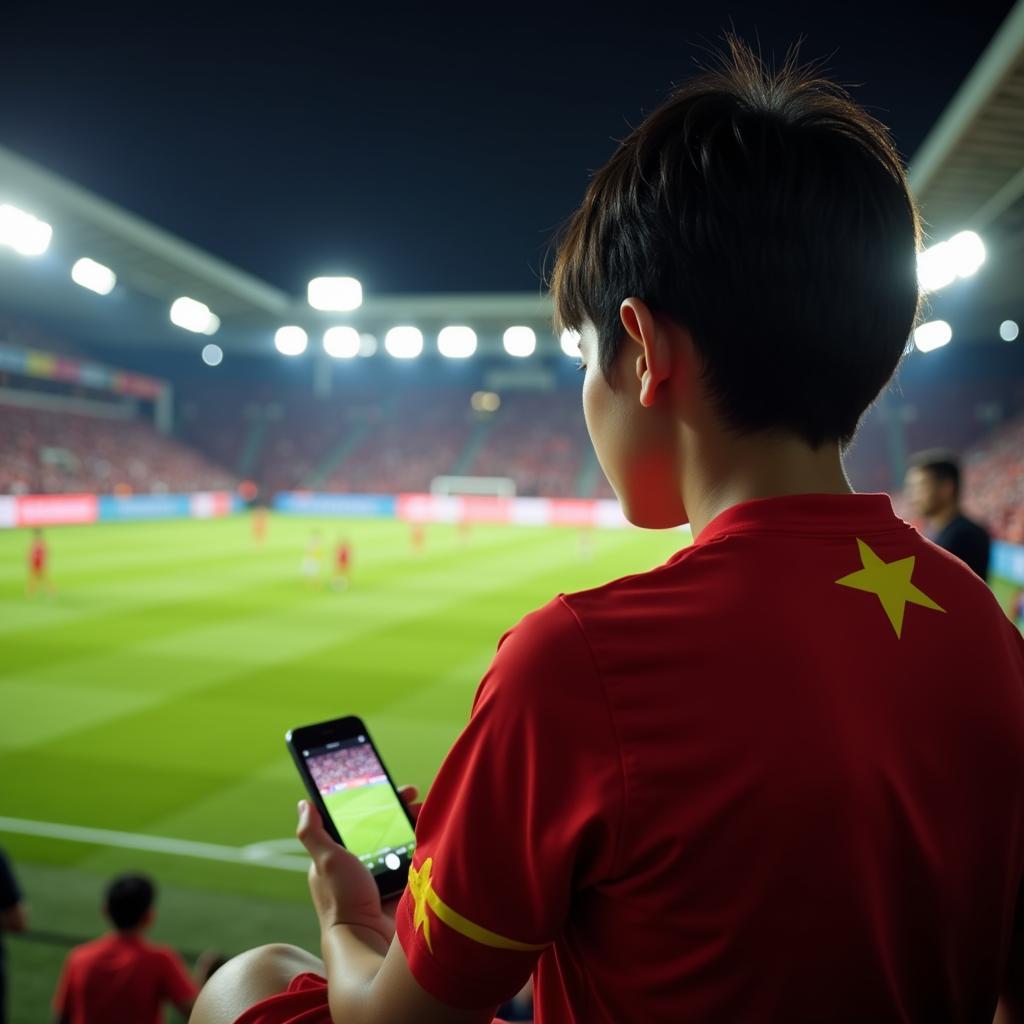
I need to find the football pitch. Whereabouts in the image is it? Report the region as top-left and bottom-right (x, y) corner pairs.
(322, 783), (414, 863)
(0, 513), (683, 1022)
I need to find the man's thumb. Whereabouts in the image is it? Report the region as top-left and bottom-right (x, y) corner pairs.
(296, 800), (331, 857)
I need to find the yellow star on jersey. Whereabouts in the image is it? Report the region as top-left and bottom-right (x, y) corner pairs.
(835, 538), (945, 638)
(408, 857), (547, 955)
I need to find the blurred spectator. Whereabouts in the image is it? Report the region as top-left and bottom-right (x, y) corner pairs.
(906, 449), (991, 580)
(0, 847), (28, 1024)
(53, 873), (218, 1024)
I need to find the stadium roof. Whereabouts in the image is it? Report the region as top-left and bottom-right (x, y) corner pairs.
(909, 0), (1024, 333)
(1, 5), (1022, 359)
(0, 142), (554, 356)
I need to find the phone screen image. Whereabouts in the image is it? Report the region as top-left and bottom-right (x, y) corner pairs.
(300, 733), (416, 877)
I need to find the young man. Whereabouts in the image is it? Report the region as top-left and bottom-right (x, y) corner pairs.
(905, 449), (991, 580)
(192, 41), (1024, 1024)
(54, 874), (209, 1024)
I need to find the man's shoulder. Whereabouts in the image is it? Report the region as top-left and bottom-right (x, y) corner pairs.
(559, 541), (706, 624)
(501, 549), (700, 661)
(942, 514), (990, 543)
(65, 935), (111, 965)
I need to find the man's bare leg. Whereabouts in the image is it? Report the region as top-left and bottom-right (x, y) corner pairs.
(189, 943), (324, 1024)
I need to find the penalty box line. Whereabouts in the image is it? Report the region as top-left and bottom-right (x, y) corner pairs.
(0, 815), (308, 873)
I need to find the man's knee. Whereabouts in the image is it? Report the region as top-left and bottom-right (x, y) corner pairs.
(189, 943), (323, 1024)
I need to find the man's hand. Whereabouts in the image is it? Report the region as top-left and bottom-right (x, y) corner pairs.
(297, 800), (390, 949)
(296, 786), (421, 947)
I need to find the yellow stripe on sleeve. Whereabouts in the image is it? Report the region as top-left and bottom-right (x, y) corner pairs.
(408, 858), (547, 955)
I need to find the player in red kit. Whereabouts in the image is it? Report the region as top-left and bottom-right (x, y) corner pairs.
(26, 528), (53, 597)
(331, 538), (351, 591)
(193, 40), (1024, 1024)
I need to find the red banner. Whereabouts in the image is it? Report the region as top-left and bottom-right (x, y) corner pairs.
(16, 493), (99, 527)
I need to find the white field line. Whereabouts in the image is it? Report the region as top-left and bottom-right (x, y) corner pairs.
(0, 816), (308, 873)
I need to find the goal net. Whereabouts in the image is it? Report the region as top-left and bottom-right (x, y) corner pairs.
(430, 475), (516, 498)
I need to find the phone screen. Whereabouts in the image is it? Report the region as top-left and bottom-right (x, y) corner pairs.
(299, 732), (416, 877)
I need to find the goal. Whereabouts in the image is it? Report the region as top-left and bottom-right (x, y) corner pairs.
(429, 476), (516, 498)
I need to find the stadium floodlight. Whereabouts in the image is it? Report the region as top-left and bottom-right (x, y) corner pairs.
(71, 257), (116, 295)
(308, 276), (363, 312)
(438, 325), (477, 359)
(560, 328), (581, 357)
(275, 325), (308, 356)
(359, 333), (378, 357)
(323, 325), (361, 359)
(503, 325), (536, 358)
(917, 230), (986, 293)
(471, 390), (501, 412)
(0, 203), (52, 256)
(385, 326), (423, 359)
(913, 320), (952, 353)
(170, 296), (219, 335)
(999, 319), (1019, 342)
(201, 343), (223, 366)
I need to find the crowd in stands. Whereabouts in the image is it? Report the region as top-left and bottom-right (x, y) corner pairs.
(4, 369), (1024, 544)
(963, 411), (1024, 544)
(467, 393), (589, 498)
(308, 743), (386, 794)
(0, 404), (235, 496)
(321, 389), (475, 495)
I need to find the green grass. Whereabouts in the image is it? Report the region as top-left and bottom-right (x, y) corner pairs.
(0, 513), (684, 1023)
(323, 783), (415, 865)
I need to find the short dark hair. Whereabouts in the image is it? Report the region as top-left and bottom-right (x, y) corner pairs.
(551, 38), (921, 448)
(908, 449), (961, 496)
(105, 874), (155, 930)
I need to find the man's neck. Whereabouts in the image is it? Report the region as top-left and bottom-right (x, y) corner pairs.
(684, 433), (853, 539)
(927, 504), (960, 533)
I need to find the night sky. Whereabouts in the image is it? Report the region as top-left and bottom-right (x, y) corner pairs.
(0, 1), (1016, 296)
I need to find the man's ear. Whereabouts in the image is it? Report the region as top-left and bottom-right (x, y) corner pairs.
(620, 298), (670, 408)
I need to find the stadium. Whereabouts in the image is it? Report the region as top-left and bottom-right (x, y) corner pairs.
(1, 5), (1023, 1023)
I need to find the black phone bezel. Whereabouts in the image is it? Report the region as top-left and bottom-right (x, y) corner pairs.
(285, 715), (415, 901)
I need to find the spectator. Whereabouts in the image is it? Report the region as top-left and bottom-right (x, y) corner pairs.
(905, 448), (992, 580)
(53, 873), (216, 1024)
(0, 847), (28, 1024)
(192, 39), (1024, 1024)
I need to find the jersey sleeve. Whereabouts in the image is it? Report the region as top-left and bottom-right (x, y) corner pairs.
(158, 948), (199, 1008)
(395, 596), (624, 1010)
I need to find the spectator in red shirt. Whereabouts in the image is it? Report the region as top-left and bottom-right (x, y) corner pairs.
(191, 38), (1024, 1024)
(53, 874), (211, 1024)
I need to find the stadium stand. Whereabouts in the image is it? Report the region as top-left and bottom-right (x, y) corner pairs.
(6, 365), (1024, 542)
(0, 403), (235, 495)
(466, 393), (589, 498)
(963, 411), (1024, 543)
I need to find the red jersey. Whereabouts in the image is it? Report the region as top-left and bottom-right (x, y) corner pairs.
(336, 544), (351, 568)
(397, 493), (1024, 1022)
(29, 538), (46, 572)
(53, 932), (197, 1024)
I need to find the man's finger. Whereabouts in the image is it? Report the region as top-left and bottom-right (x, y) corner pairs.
(397, 784), (419, 804)
(296, 800), (334, 859)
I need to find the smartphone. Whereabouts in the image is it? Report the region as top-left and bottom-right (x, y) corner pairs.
(286, 716), (416, 900)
